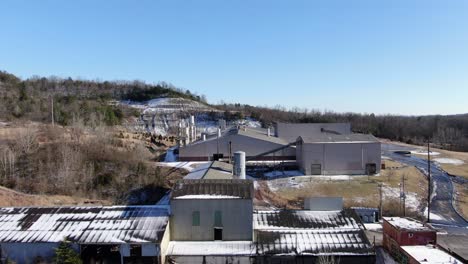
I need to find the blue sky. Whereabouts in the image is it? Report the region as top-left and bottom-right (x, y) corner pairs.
(1, 1), (467, 115)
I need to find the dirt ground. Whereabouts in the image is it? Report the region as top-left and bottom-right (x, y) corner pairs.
(453, 182), (468, 220)
(264, 159), (428, 217)
(0, 186), (110, 207)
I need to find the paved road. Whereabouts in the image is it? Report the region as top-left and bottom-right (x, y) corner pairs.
(382, 143), (467, 233)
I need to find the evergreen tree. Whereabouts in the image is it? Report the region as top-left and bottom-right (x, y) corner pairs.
(54, 240), (82, 264)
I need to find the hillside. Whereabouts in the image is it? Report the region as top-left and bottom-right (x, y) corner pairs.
(0, 70), (210, 126)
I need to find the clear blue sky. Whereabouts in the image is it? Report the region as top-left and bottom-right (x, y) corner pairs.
(1, 1), (467, 115)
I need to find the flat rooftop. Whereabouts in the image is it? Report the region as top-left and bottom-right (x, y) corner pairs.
(299, 133), (379, 144)
(401, 245), (463, 264)
(383, 217), (434, 231)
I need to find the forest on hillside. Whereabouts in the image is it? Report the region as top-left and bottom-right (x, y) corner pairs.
(220, 104), (468, 151)
(1, 70), (468, 151)
(0, 70), (207, 126)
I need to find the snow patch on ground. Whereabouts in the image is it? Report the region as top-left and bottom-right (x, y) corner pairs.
(156, 161), (210, 172)
(433, 158), (464, 165)
(233, 118), (261, 128)
(411, 150), (440, 156)
(423, 207), (445, 221)
(364, 223), (382, 231)
(382, 186), (420, 211)
(267, 178), (305, 192)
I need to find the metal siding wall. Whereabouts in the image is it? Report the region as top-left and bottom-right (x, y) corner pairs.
(299, 142), (381, 175)
(299, 143), (324, 175)
(171, 199), (253, 241)
(179, 134), (295, 159)
(0, 242), (62, 264)
(141, 244), (159, 256)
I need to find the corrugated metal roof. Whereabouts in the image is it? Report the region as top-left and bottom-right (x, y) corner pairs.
(256, 230), (374, 255)
(237, 129), (289, 145)
(252, 210), (374, 256)
(299, 133), (379, 144)
(184, 161), (234, 180)
(254, 210), (363, 230)
(0, 206), (169, 244)
(171, 179), (253, 199)
(167, 241), (255, 256)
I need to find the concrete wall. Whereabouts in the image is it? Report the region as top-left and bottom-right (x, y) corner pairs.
(179, 134), (295, 161)
(297, 141), (381, 175)
(0, 242), (75, 264)
(170, 199), (253, 241)
(275, 123), (351, 141)
(160, 222), (171, 264)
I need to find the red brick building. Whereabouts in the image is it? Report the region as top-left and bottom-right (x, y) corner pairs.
(382, 217), (436, 260)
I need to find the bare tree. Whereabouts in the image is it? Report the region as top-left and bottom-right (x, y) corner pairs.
(15, 126), (39, 154)
(0, 146), (16, 180)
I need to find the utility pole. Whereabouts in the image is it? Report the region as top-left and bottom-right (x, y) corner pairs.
(378, 183), (383, 219)
(402, 174), (406, 217)
(427, 140), (431, 223)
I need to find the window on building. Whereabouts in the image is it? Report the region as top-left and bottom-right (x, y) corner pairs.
(214, 210), (222, 227)
(192, 211), (200, 226)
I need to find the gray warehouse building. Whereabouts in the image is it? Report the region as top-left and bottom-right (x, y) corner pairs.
(296, 133), (381, 175)
(178, 122), (381, 176)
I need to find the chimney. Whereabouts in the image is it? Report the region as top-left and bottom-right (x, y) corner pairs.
(233, 151), (246, 179)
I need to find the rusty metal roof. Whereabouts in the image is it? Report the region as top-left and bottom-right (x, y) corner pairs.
(171, 179), (254, 199)
(0, 206), (169, 244)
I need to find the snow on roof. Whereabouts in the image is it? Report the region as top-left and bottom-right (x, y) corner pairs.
(256, 229), (374, 256)
(383, 217), (433, 231)
(167, 241), (255, 256)
(183, 162), (213, 179)
(0, 206), (169, 244)
(166, 231), (374, 257)
(252, 210), (374, 256)
(79, 206), (168, 244)
(401, 245), (463, 264)
(173, 195), (241, 200)
(254, 210), (362, 231)
(184, 161), (234, 180)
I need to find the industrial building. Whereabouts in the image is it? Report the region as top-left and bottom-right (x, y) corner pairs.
(166, 159), (376, 264)
(178, 121), (381, 175)
(178, 127), (296, 162)
(296, 133), (381, 175)
(0, 206), (170, 264)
